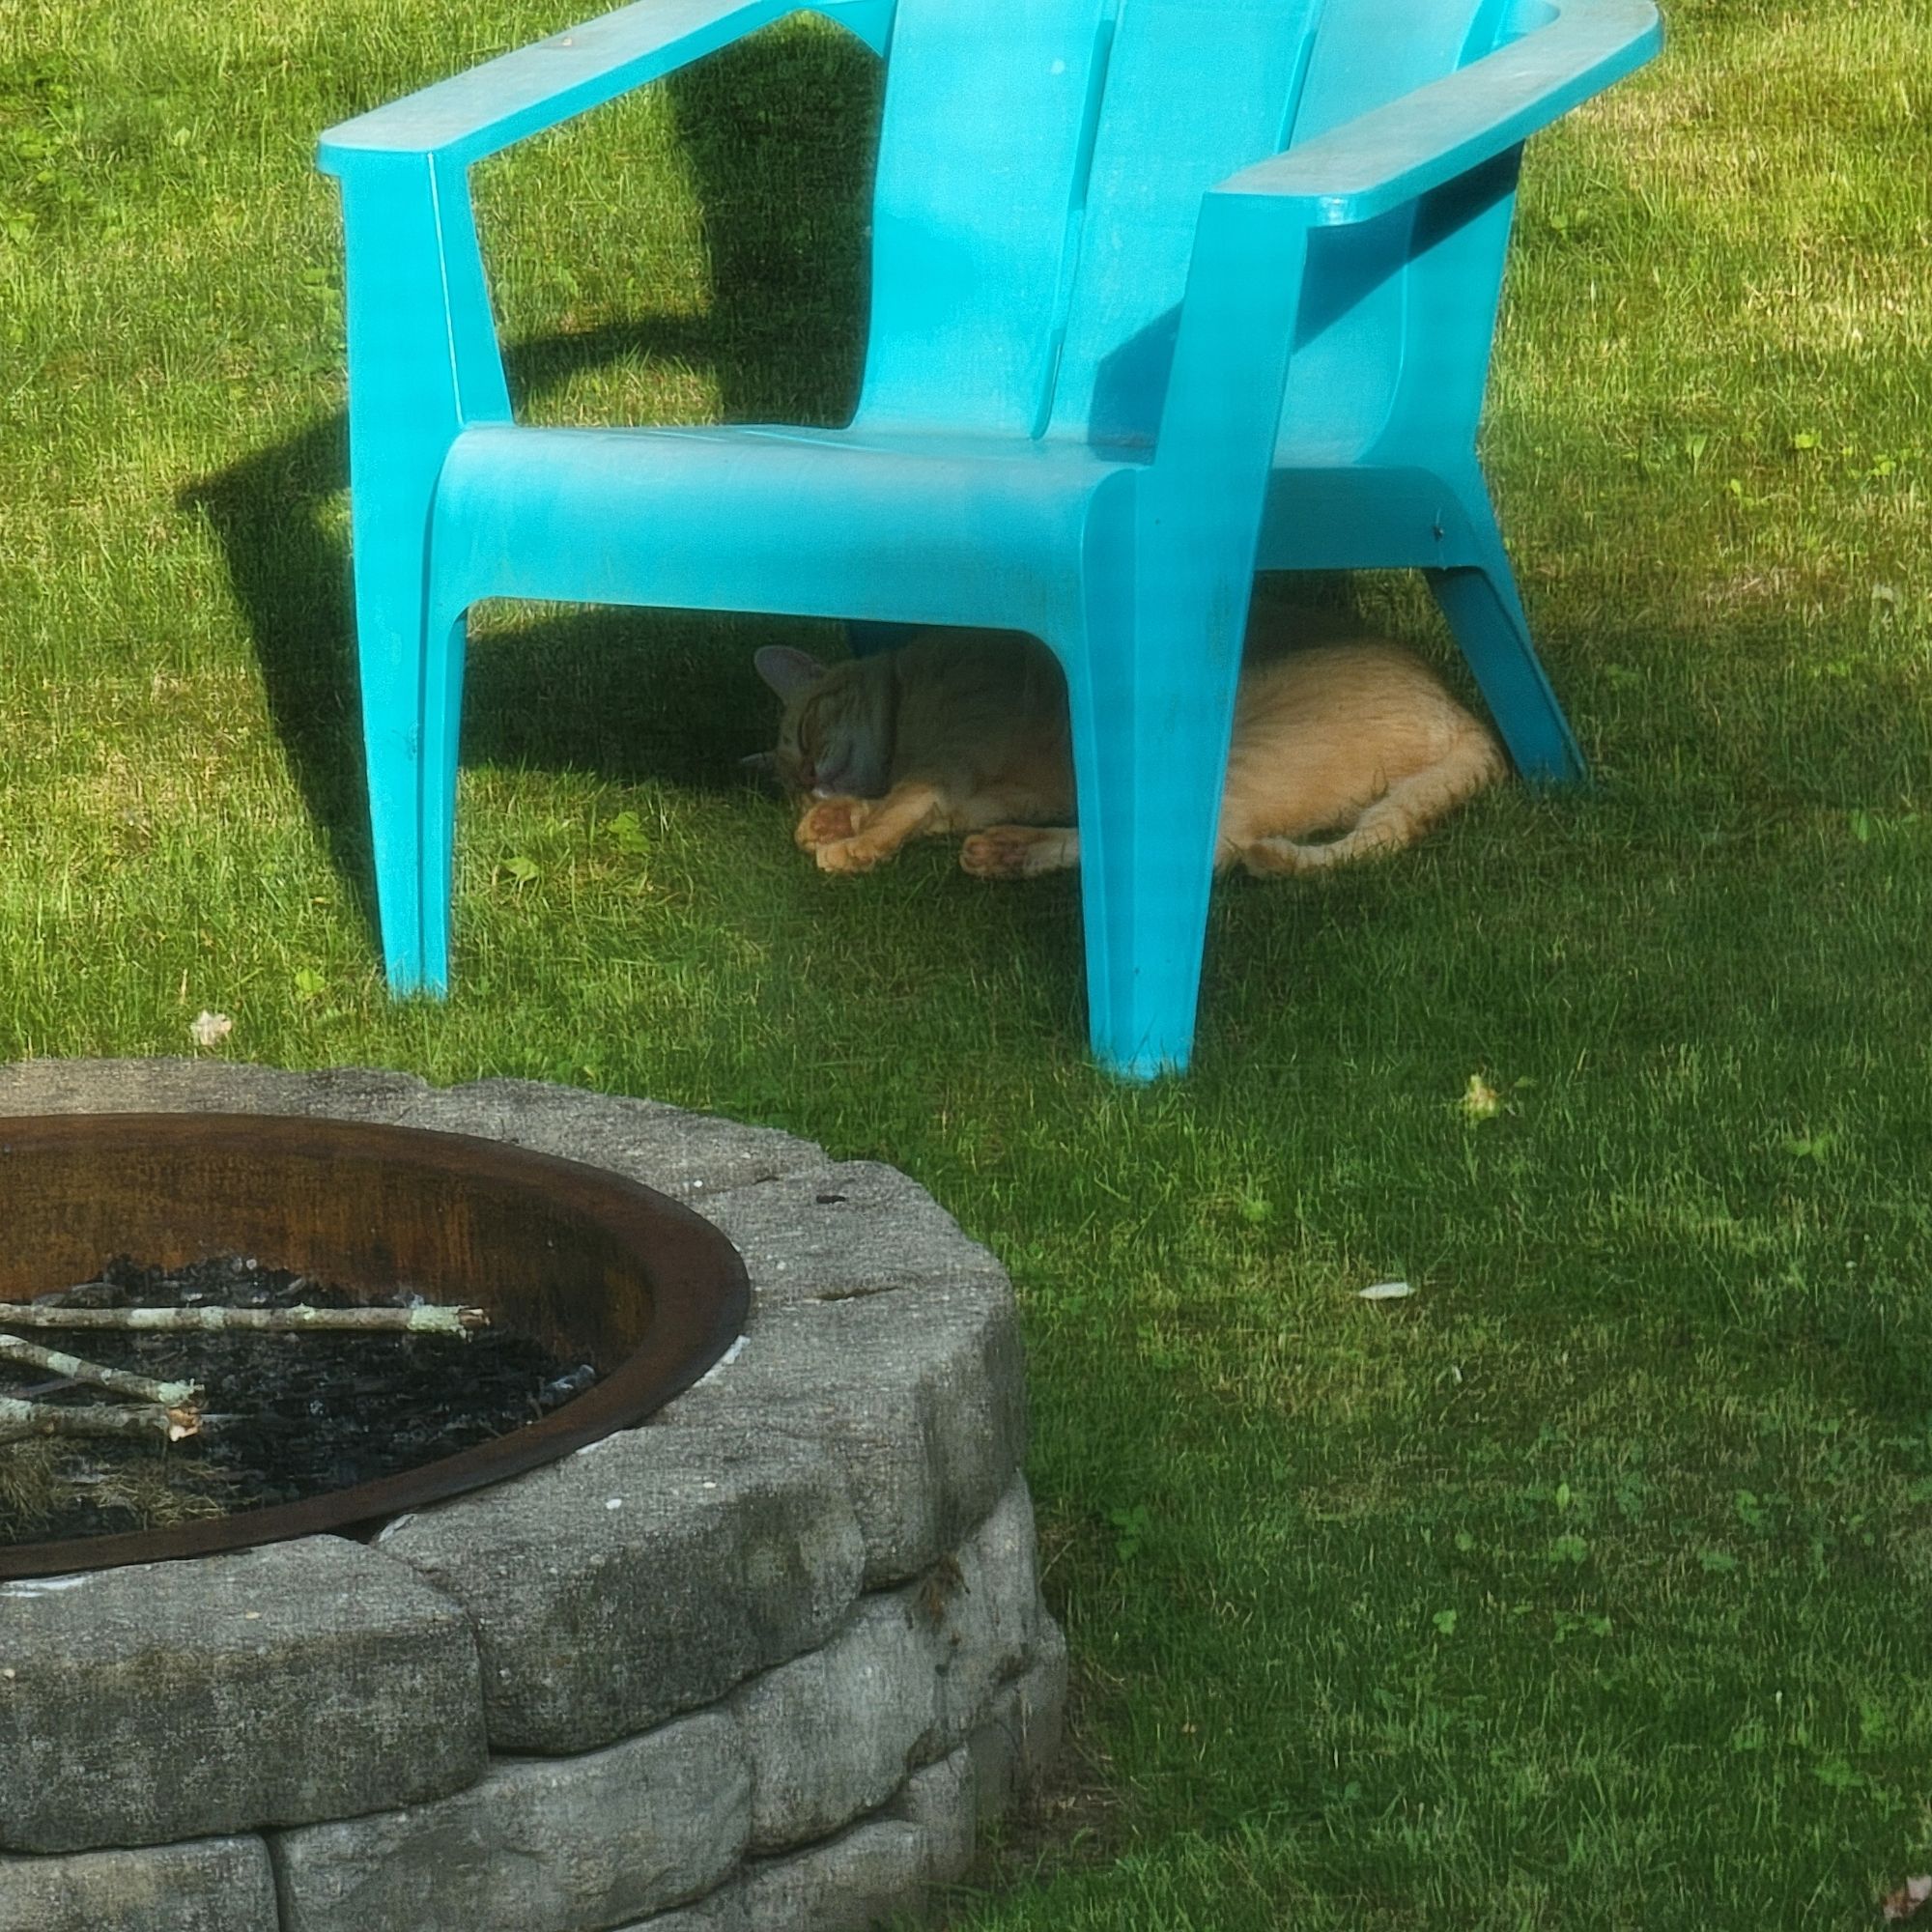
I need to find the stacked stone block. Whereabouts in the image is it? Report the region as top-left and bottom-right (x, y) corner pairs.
(0, 1063), (1065, 1932)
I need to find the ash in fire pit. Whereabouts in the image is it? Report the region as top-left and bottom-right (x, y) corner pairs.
(0, 1255), (601, 1547)
(0, 1106), (748, 1580)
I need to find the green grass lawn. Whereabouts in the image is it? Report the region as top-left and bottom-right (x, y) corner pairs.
(6, 0), (1932, 1923)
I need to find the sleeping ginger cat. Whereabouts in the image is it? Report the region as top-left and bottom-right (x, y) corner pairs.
(752, 619), (1503, 879)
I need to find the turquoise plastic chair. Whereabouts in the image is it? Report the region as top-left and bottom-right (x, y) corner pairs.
(318, 0), (1660, 1078)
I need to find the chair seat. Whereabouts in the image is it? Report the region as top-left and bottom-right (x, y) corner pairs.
(431, 420), (1141, 638)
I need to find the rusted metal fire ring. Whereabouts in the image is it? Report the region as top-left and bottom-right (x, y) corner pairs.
(0, 1111), (749, 1580)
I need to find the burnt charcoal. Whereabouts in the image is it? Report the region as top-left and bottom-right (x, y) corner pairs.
(32, 1277), (128, 1309)
(538, 1363), (598, 1408)
(0, 1256), (603, 1548)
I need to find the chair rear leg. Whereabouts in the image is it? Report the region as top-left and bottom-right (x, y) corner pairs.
(1427, 483), (1586, 786)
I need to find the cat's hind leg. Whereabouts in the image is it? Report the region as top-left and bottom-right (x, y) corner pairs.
(1236, 733), (1503, 878)
(960, 826), (1080, 879)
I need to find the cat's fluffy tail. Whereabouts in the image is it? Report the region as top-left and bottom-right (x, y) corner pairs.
(1237, 726), (1504, 878)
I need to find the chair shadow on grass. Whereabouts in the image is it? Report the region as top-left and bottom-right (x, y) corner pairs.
(184, 23), (885, 937)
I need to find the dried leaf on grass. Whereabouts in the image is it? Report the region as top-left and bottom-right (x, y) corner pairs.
(188, 1009), (233, 1049)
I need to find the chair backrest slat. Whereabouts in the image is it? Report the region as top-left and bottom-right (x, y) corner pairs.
(855, 0), (1115, 434)
(855, 0), (1514, 453)
(1274, 0), (1510, 461)
(1043, 0), (1322, 449)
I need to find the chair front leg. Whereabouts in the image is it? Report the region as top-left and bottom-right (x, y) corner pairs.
(1053, 193), (1309, 1075)
(333, 151), (511, 992)
(1059, 544), (1246, 1081)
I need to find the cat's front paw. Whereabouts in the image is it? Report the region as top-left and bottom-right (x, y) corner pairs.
(795, 796), (867, 850)
(814, 837), (887, 875)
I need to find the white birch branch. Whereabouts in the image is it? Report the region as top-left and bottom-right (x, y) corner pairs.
(2, 1301), (487, 1337)
(0, 1333), (201, 1410)
(0, 1395), (199, 1444)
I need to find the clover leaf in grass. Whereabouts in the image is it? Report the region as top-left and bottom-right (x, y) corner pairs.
(606, 811), (650, 856)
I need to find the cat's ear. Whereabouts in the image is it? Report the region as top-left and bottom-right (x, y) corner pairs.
(753, 645), (827, 701)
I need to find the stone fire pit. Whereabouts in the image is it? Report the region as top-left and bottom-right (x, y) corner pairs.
(0, 1061), (1064, 1932)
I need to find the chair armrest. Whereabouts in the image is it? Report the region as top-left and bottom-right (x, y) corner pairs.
(317, 0), (892, 174)
(1142, 0), (1657, 587)
(1214, 0), (1661, 228)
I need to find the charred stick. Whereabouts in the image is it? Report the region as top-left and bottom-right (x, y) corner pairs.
(0, 1333), (200, 1411)
(6, 1301), (487, 1338)
(0, 1395), (199, 1444)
